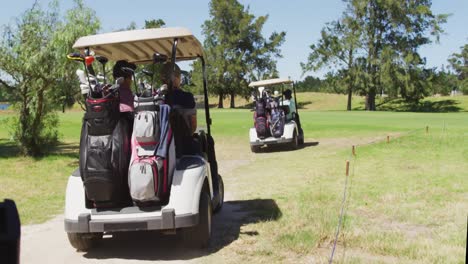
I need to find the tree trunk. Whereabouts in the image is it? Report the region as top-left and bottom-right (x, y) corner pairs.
(367, 89), (376, 111)
(347, 87), (352, 111)
(218, 93), (224, 108)
(19, 85), (30, 154)
(229, 92), (235, 108)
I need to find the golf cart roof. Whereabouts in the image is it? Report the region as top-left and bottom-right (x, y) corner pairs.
(248, 78), (293, 87)
(72, 27), (204, 63)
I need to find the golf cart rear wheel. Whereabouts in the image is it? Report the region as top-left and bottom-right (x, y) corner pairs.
(67, 232), (102, 251)
(290, 130), (299, 150)
(250, 145), (260, 153)
(213, 174), (224, 213)
(183, 190), (212, 248)
(298, 128), (305, 145)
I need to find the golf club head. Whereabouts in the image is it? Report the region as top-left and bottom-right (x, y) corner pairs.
(67, 52), (85, 62)
(121, 67), (135, 75)
(142, 69), (154, 77)
(95, 55), (108, 65)
(153, 53), (168, 64)
(115, 77), (125, 85)
(85, 56), (95, 66)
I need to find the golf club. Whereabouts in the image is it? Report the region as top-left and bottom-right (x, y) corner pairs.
(67, 52), (93, 93)
(121, 66), (138, 94)
(95, 55), (109, 83)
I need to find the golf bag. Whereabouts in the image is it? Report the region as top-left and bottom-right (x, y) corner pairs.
(79, 95), (132, 208)
(270, 108), (285, 138)
(254, 98), (269, 139)
(128, 96), (175, 205)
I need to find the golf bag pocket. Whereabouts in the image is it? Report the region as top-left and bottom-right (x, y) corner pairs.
(86, 135), (112, 171)
(84, 97), (120, 135)
(270, 109), (285, 138)
(255, 115), (268, 139)
(256, 99), (266, 117)
(128, 158), (163, 202)
(83, 172), (114, 202)
(134, 111), (159, 143)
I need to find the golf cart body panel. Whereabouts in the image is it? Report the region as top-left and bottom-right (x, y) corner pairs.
(65, 155), (210, 233)
(73, 27), (204, 63)
(249, 121), (297, 146)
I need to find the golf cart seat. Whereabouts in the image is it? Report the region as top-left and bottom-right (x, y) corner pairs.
(280, 105), (290, 115)
(171, 106), (199, 157)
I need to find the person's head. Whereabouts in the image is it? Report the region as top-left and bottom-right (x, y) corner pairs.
(283, 89), (292, 100)
(113, 60), (136, 86)
(160, 62), (181, 88)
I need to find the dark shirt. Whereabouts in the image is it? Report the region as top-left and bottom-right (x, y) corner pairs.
(171, 89), (195, 109)
(119, 85), (134, 112)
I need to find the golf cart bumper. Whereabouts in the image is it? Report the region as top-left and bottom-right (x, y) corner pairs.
(65, 155), (210, 233)
(250, 136), (293, 146)
(65, 210), (198, 233)
(249, 122), (297, 146)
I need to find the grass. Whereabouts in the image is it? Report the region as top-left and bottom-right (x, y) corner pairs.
(0, 94), (467, 262)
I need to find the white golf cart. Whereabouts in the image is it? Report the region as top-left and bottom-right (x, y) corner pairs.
(249, 78), (304, 152)
(64, 27), (223, 250)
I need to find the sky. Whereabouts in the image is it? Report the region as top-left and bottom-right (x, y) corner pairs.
(1, 0), (467, 81)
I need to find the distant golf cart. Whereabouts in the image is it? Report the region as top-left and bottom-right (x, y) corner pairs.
(64, 27), (223, 250)
(249, 78), (304, 152)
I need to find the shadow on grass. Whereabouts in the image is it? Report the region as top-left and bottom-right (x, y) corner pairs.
(0, 139), (20, 158)
(83, 199), (281, 261)
(0, 139), (79, 161)
(352, 98), (464, 112)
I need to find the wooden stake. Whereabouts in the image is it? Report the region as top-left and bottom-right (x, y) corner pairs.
(352, 145), (356, 156)
(387, 135), (390, 143)
(426, 126), (429, 134)
(346, 160), (350, 177)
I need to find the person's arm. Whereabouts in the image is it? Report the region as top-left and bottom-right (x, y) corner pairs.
(190, 114), (197, 134)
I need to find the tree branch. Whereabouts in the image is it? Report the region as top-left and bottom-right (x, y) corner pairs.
(0, 78), (15, 90)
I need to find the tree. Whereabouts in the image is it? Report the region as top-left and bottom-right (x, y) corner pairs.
(356, 0), (447, 109)
(199, 0), (285, 108)
(448, 44), (468, 94)
(302, 4), (362, 110)
(303, 0), (447, 110)
(144, 19), (166, 29)
(0, 0), (99, 156)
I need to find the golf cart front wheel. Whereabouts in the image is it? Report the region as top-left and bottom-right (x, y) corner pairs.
(183, 189), (212, 248)
(67, 232), (102, 251)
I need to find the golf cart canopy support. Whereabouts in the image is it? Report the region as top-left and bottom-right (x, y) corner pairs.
(72, 27), (204, 63)
(248, 78), (293, 87)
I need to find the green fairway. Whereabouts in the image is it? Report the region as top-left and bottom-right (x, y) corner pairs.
(0, 97), (467, 262)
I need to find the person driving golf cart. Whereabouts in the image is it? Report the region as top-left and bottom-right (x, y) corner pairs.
(160, 62), (199, 156)
(282, 89), (296, 121)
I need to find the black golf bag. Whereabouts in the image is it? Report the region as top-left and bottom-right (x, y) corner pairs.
(254, 98), (269, 139)
(269, 98), (285, 138)
(79, 95), (131, 208)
